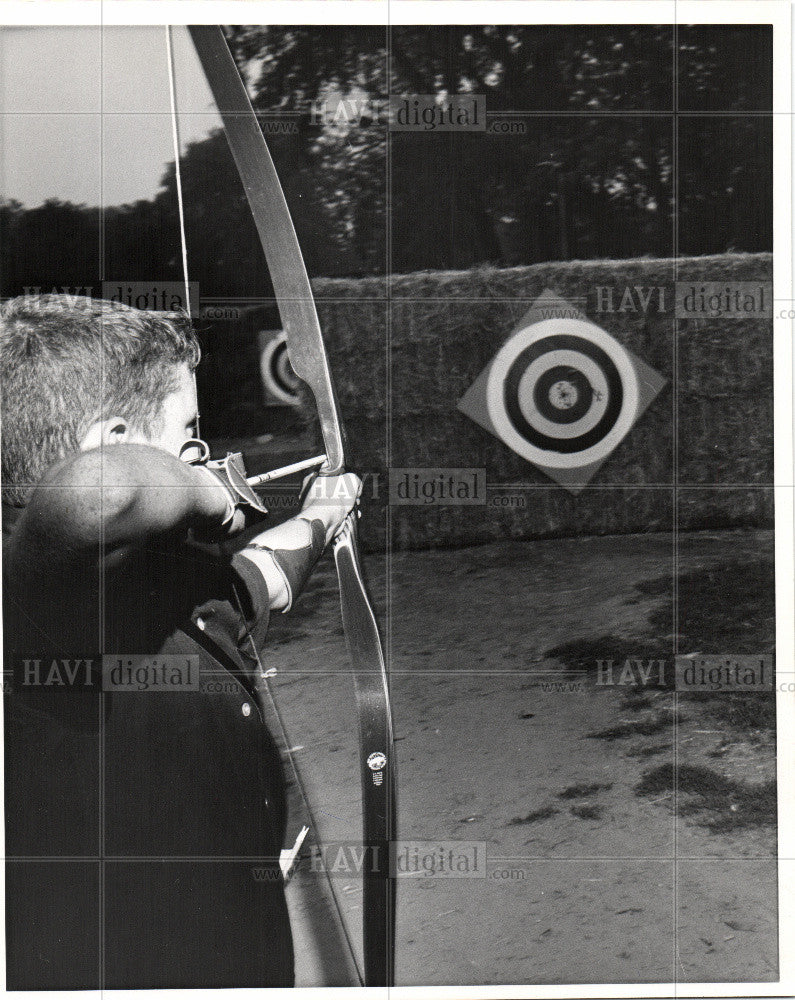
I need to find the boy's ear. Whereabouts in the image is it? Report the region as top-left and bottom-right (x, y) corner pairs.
(80, 417), (132, 451)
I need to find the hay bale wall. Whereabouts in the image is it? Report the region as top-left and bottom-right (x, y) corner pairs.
(303, 253), (773, 550)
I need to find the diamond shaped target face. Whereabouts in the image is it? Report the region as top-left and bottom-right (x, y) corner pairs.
(457, 291), (666, 493)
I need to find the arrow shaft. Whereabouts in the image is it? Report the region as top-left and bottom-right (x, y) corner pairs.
(246, 454), (327, 487)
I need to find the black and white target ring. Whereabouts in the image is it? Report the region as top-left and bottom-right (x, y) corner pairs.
(487, 318), (639, 468)
(261, 331), (302, 406)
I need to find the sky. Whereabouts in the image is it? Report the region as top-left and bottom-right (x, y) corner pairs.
(0, 25), (221, 207)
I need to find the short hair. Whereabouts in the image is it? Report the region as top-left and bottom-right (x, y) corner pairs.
(0, 294), (201, 505)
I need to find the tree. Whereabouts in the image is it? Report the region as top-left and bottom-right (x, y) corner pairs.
(0, 24), (772, 295)
(216, 24), (770, 272)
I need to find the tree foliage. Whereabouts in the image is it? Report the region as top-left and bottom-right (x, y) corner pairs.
(1, 24), (772, 297)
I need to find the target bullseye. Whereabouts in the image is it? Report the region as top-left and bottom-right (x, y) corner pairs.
(548, 379), (579, 410)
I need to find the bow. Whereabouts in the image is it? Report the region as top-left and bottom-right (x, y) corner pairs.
(187, 26), (396, 988)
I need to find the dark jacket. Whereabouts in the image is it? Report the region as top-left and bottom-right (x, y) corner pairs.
(3, 505), (294, 989)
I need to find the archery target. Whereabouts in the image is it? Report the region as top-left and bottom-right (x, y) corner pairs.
(259, 330), (302, 406)
(486, 317), (639, 469)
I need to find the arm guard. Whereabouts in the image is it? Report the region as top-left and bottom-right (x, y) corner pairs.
(245, 516), (326, 612)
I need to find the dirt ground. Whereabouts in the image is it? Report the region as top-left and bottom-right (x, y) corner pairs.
(259, 528), (777, 987)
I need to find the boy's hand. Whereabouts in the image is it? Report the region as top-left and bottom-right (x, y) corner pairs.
(192, 464), (247, 538)
(299, 472), (362, 546)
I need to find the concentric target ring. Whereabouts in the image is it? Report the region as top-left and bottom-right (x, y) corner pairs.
(486, 317), (640, 469)
(515, 350), (610, 441)
(505, 336), (622, 453)
(260, 331), (302, 406)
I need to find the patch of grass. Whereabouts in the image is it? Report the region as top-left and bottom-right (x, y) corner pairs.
(635, 763), (776, 832)
(570, 804), (603, 820)
(509, 805), (559, 826)
(587, 711), (680, 741)
(682, 691), (775, 734)
(633, 575), (673, 598)
(544, 635), (668, 674)
(547, 557), (776, 740)
(626, 743), (671, 758)
(620, 692), (654, 711)
(556, 782), (613, 800)
(647, 558), (775, 656)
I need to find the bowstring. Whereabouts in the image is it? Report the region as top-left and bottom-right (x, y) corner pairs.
(166, 25), (199, 438)
(230, 581), (364, 987)
(169, 23), (362, 983)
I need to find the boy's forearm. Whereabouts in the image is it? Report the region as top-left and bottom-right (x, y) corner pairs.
(238, 486), (359, 611)
(239, 510), (330, 612)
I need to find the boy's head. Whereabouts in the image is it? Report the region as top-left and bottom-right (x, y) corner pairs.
(0, 294), (202, 505)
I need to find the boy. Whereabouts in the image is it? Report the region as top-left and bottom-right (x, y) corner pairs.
(1, 294), (359, 988)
